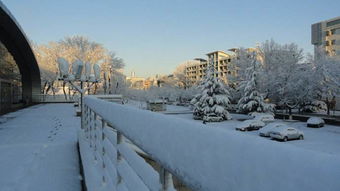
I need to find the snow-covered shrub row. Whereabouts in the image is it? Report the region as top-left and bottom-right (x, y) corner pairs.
(84, 96), (340, 191)
(123, 86), (198, 103)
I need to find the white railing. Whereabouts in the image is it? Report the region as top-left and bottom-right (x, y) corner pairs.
(32, 94), (79, 103)
(80, 97), (175, 191)
(80, 96), (340, 191)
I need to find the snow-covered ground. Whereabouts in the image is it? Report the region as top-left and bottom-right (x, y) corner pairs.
(0, 104), (81, 191)
(173, 112), (340, 156)
(127, 101), (340, 156)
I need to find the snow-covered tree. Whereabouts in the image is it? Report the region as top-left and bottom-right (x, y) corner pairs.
(0, 42), (20, 81)
(32, 42), (60, 94)
(228, 48), (258, 103)
(307, 49), (340, 114)
(101, 52), (126, 95)
(259, 40), (304, 102)
(33, 36), (125, 96)
(173, 61), (194, 88)
(237, 52), (274, 114)
(190, 58), (232, 122)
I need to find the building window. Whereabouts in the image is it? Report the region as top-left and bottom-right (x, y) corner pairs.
(331, 40), (336, 45)
(327, 19), (340, 27)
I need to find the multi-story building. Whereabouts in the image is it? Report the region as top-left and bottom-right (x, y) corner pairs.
(206, 51), (233, 81)
(312, 16), (340, 60)
(185, 58), (207, 87)
(185, 51), (234, 86)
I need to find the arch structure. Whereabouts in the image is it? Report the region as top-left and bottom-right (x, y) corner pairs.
(0, 2), (41, 103)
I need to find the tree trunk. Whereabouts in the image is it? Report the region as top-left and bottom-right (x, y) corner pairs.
(93, 83), (98, 95)
(87, 82), (90, 95)
(50, 81), (55, 95)
(62, 82), (67, 100)
(42, 81), (48, 94)
(327, 102), (330, 116)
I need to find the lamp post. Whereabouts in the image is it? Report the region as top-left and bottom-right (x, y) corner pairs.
(57, 57), (101, 128)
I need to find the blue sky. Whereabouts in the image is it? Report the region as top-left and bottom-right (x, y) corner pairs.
(2, 0), (340, 77)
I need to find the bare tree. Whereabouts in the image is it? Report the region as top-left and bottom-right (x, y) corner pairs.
(32, 35), (125, 96)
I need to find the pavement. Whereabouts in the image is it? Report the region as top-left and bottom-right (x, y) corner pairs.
(0, 104), (81, 191)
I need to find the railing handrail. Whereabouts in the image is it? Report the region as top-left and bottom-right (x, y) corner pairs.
(81, 96), (175, 191)
(32, 94), (79, 103)
(83, 96), (340, 191)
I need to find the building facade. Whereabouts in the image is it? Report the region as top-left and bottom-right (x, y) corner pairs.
(185, 51), (234, 86)
(312, 16), (340, 60)
(185, 58), (207, 87)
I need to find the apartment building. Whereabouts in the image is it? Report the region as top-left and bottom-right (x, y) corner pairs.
(312, 16), (340, 60)
(207, 51), (233, 80)
(185, 58), (207, 87)
(185, 51), (234, 86)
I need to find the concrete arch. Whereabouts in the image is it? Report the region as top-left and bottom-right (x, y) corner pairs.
(0, 2), (41, 103)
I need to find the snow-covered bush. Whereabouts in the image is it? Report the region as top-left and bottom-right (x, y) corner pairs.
(191, 58), (232, 121)
(302, 100), (327, 113)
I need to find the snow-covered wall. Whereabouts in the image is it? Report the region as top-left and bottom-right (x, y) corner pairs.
(84, 96), (340, 191)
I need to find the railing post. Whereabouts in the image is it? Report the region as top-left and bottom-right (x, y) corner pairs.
(160, 167), (174, 191)
(83, 105), (87, 130)
(80, 81), (84, 127)
(101, 119), (106, 185)
(93, 113), (98, 161)
(89, 110), (93, 148)
(85, 107), (90, 139)
(116, 130), (123, 186)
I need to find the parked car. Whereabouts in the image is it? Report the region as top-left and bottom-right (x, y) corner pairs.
(203, 114), (223, 122)
(270, 127), (304, 142)
(259, 123), (287, 137)
(251, 113), (275, 123)
(235, 119), (265, 131)
(307, 117), (325, 128)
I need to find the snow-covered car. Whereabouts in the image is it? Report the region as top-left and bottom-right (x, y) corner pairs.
(307, 117), (325, 128)
(259, 123), (287, 137)
(251, 113), (275, 123)
(235, 119), (265, 131)
(269, 127), (304, 142)
(203, 114), (223, 122)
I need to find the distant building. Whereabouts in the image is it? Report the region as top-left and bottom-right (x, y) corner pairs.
(312, 16), (340, 60)
(206, 51), (233, 82)
(184, 58), (207, 87)
(184, 51), (234, 86)
(126, 72), (146, 90)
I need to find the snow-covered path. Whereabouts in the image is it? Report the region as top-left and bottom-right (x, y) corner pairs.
(0, 104), (81, 191)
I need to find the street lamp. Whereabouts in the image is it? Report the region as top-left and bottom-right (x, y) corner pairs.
(57, 57), (101, 127)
